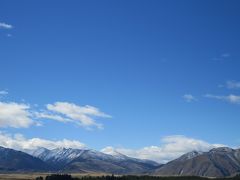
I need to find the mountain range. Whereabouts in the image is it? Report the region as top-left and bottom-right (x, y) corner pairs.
(28, 147), (159, 174)
(0, 146), (240, 177)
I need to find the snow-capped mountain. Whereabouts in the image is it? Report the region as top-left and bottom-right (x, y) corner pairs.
(101, 147), (128, 160)
(33, 148), (85, 163)
(29, 147), (160, 173)
(101, 147), (160, 166)
(30, 147), (119, 163)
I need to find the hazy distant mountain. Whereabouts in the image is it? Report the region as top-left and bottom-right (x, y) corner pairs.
(0, 146), (49, 172)
(29, 147), (160, 174)
(154, 147), (240, 177)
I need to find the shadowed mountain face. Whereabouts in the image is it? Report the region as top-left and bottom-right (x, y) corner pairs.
(154, 147), (240, 177)
(29, 147), (160, 174)
(0, 146), (50, 172)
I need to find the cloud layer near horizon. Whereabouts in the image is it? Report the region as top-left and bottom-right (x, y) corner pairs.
(0, 132), (226, 163)
(0, 132), (86, 150)
(101, 135), (225, 163)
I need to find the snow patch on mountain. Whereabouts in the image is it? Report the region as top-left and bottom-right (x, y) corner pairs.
(101, 146), (128, 159)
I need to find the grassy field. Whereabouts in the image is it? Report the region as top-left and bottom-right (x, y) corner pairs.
(0, 173), (51, 180)
(0, 173), (110, 180)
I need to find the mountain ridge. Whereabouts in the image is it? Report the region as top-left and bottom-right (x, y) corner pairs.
(153, 147), (240, 177)
(28, 147), (160, 174)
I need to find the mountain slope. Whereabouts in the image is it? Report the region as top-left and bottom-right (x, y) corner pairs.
(0, 146), (50, 172)
(154, 147), (240, 177)
(102, 148), (159, 167)
(65, 149), (159, 174)
(30, 147), (160, 174)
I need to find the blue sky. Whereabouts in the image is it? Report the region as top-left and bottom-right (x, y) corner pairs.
(0, 0), (240, 162)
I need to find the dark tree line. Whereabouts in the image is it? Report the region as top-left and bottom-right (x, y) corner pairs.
(36, 174), (240, 180)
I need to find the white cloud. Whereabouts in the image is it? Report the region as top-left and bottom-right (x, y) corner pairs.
(183, 94), (197, 102)
(0, 90), (8, 95)
(0, 97), (111, 129)
(0, 22), (13, 29)
(0, 132), (86, 151)
(101, 135), (225, 163)
(0, 102), (34, 128)
(205, 94), (240, 104)
(44, 102), (111, 129)
(226, 81), (240, 89)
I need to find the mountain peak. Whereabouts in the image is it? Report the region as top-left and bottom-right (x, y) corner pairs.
(210, 147), (234, 153)
(178, 150), (203, 161)
(101, 147), (127, 159)
(25, 147), (50, 157)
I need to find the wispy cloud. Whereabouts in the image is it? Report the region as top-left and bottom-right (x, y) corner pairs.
(0, 132), (86, 151)
(0, 22), (13, 29)
(183, 94), (197, 102)
(212, 53), (230, 61)
(205, 94), (240, 104)
(0, 90), (8, 95)
(6, 33), (12, 37)
(225, 80), (240, 89)
(221, 53), (230, 58)
(101, 135), (225, 163)
(34, 112), (71, 123)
